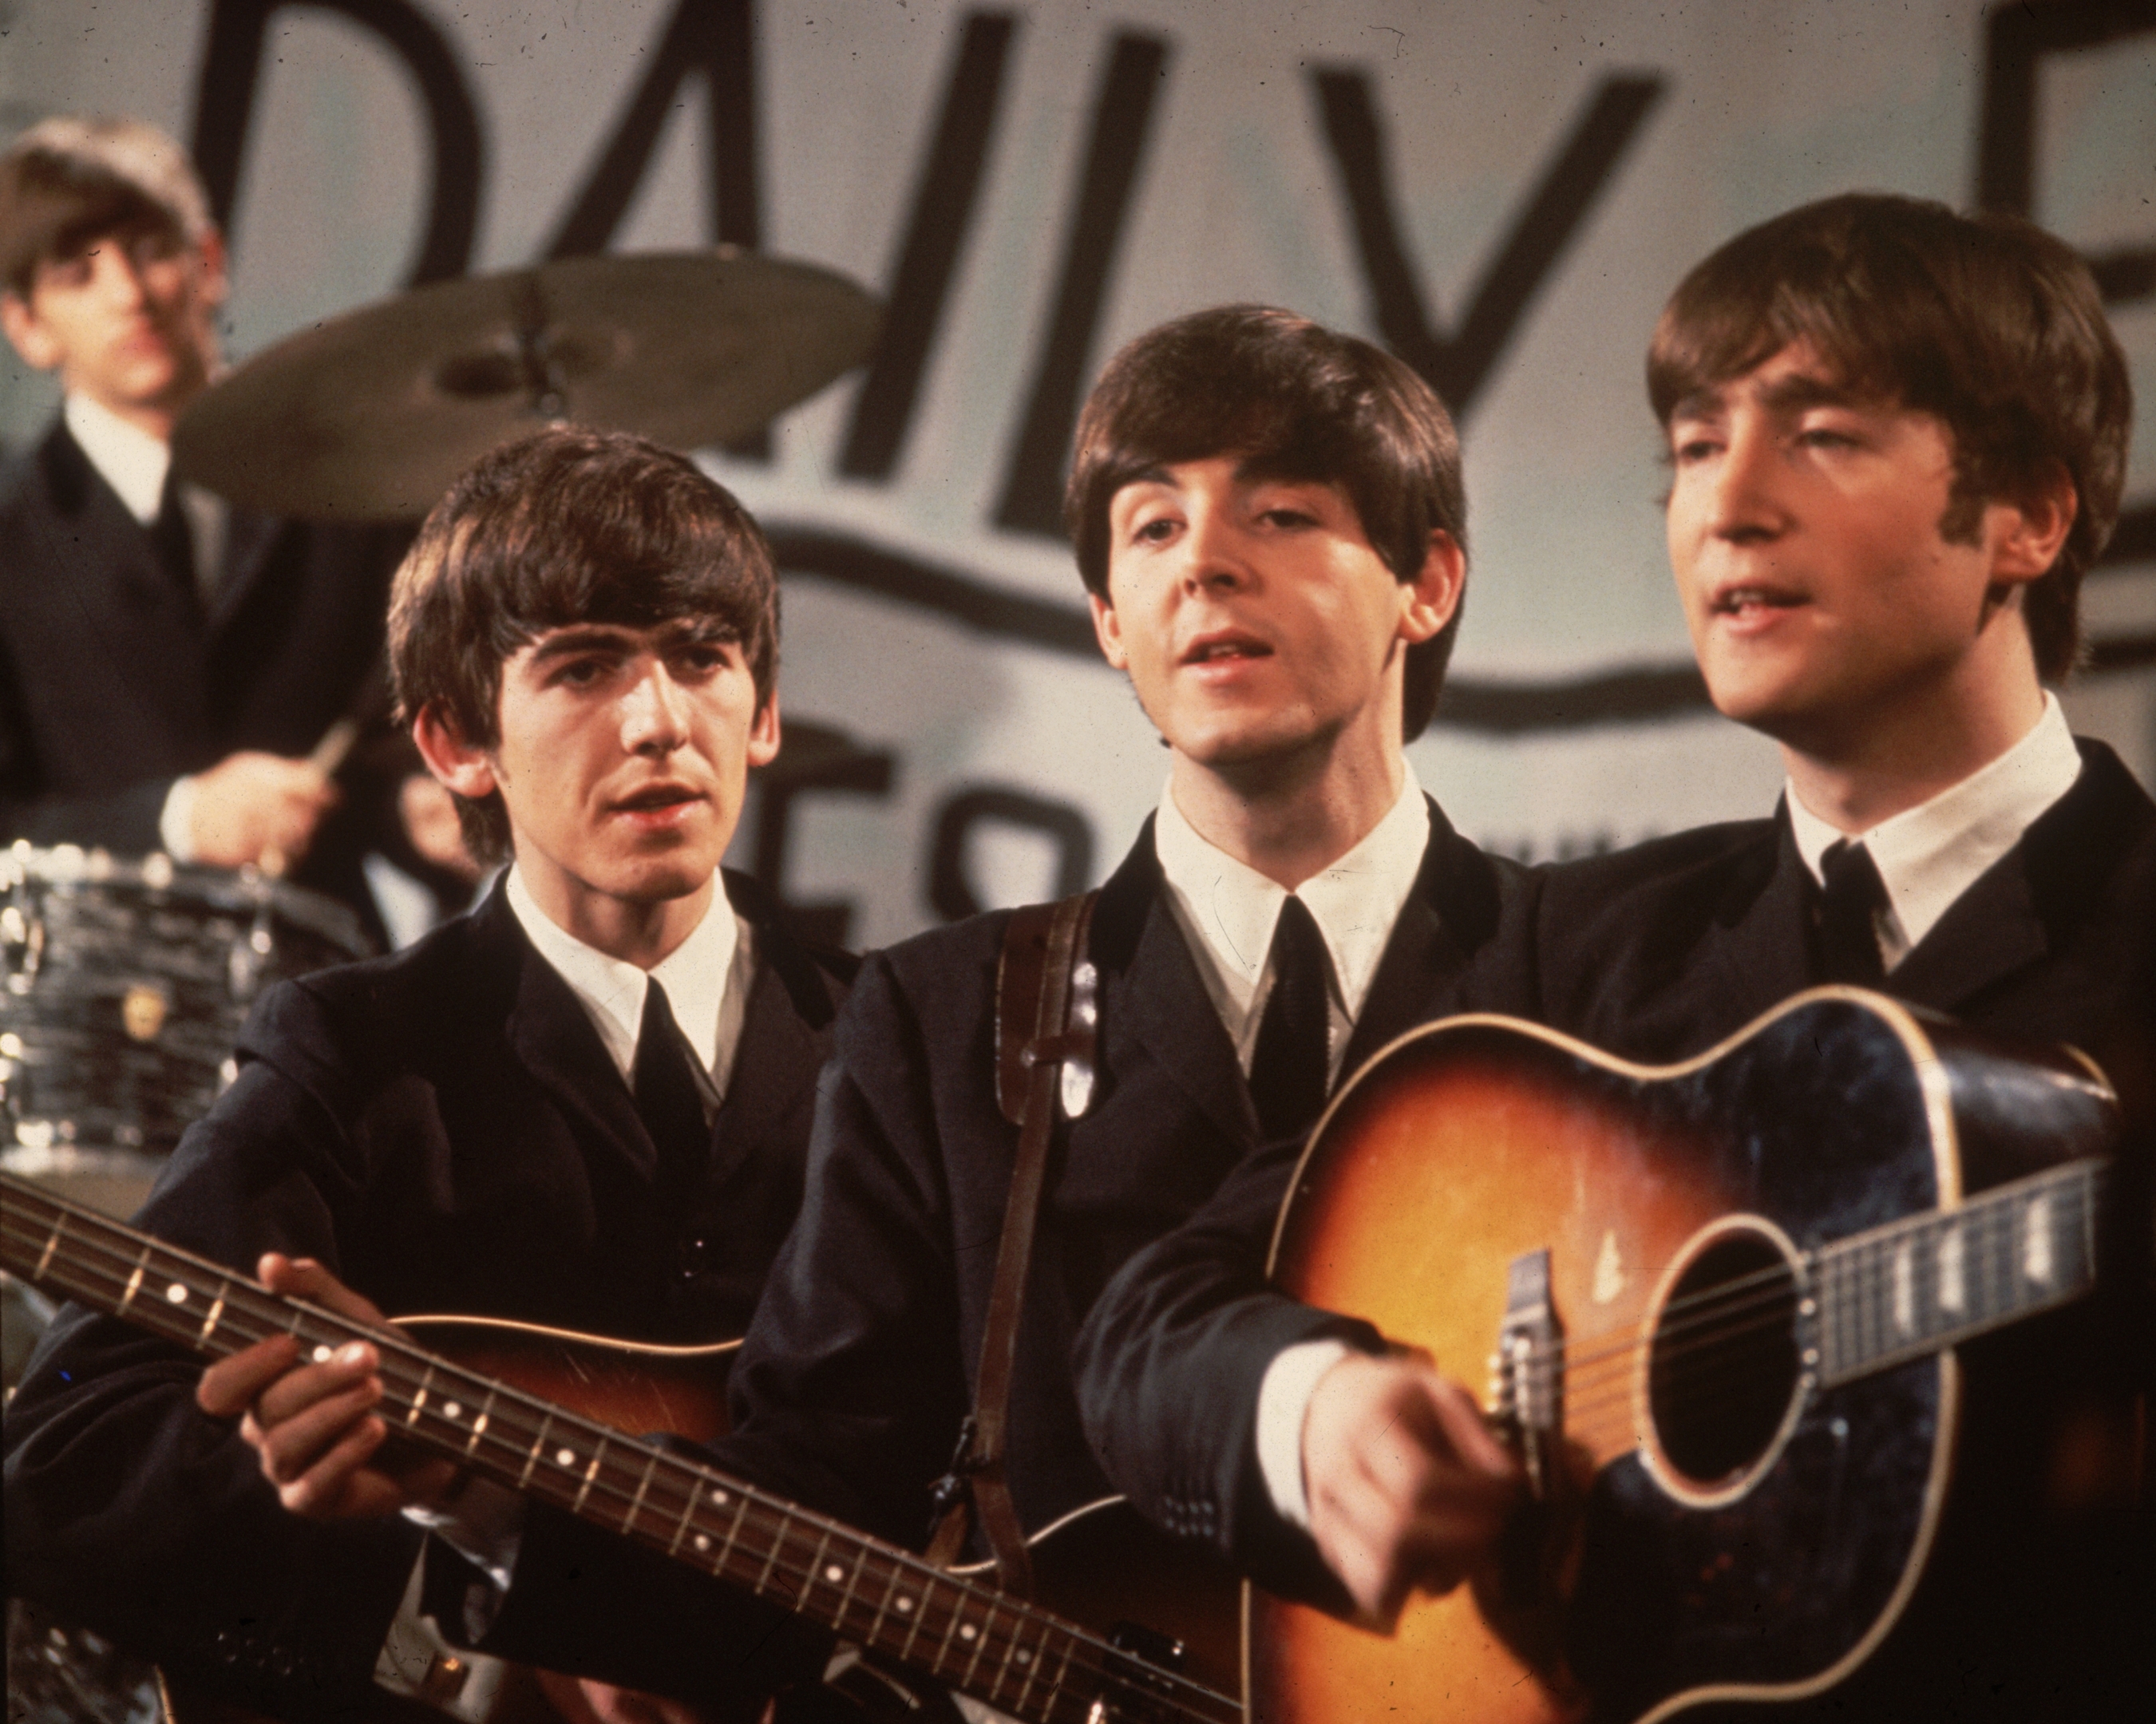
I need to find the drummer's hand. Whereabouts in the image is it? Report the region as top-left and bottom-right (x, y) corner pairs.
(398, 773), (484, 882)
(188, 751), (338, 871)
(197, 1253), (460, 1519)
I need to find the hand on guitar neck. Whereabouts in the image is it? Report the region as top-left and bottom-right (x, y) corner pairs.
(196, 1254), (463, 1519)
(1301, 1350), (1524, 1623)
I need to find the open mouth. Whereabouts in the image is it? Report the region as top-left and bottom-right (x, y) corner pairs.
(1181, 632), (1273, 665)
(1710, 585), (1807, 618)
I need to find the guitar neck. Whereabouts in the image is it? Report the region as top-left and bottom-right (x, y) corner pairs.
(0, 1175), (1236, 1724)
(1812, 1158), (2105, 1387)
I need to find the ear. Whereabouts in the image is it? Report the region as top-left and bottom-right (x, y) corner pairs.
(192, 227), (230, 311)
(1396, 530), (1467, 645)
(0, 292), (61, 373)
(411, 705), (499, 801)
(1987, 464), (2079, 587)
(746, 690), (781, 769)
(1089, 591), (1130, 671)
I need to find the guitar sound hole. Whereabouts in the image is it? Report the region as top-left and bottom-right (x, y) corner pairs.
(1648, 1228), (1801, 1489)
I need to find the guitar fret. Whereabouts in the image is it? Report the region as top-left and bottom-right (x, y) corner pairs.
(624, 1450), (659, 1532)
(199, 1281), (227, 1343)
(667, 1478), (702, 1557)
(519, 1411), (555, 1490)
(118, 1247), (148, 1314)
(34, 1212), (65, 1278)
(753, 1505), (790, 1594)
(801, 1528), (834, 1616)
(714, 1484), (752, 1573)
(408, 1361), (436, 1427)
(571, 1438), (607, 1515)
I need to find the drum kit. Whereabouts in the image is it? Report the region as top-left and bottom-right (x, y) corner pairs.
(1, 247), (880, 1722)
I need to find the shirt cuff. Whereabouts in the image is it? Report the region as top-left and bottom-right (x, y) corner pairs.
(403, 1479), (526, 1624)
(158, 776), (197, 862)
(1256, 1338), (1355, 1530)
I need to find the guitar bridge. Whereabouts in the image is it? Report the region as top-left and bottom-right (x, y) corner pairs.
(1490, 1248), (1564, 1501)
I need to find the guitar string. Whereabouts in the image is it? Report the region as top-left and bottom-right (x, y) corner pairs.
(0, 1199), (1240, 1724)
(0, 1211), (1202, 1724)
(0, 1222), (1216, 1724)
(0, 1172), (2084, 1490)
(1549, 1180), (2094, 1436)
(0, 1164), (2088, 1464)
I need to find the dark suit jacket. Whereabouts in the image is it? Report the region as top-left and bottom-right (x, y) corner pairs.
(1080, 739), (2154, 1714)
(1521, 735), (2156, 1721)
(2, 870), (851, 1720)
(0, 417), (410, 927)
(491, 805), (1532, 1678)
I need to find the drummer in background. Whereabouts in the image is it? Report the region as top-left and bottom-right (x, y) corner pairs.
(0, 115), (472, 935)
(5, 425), (853, 1722)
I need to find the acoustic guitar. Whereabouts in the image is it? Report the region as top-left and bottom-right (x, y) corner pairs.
(0, 1172), (1240, 1724)
(1252, 988), (2121, 1723)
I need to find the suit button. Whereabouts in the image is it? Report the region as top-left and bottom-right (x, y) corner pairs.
(676, 1235), (717, 1279)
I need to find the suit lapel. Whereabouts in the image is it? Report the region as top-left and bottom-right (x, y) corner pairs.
(491, 889), (655, 1183)
(1092, 824), (1256, 1145)
(206, 508), (287, 636)
(702, 873), (839, 1189)
(31, 424), (210, 735)
(1698, 806), (1816, 1031)
(1343, 799), (1504, 1074)
(1886, 742), (2150, 1013)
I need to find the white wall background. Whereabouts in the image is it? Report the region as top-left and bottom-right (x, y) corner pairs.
(5, 0), (2150, 950)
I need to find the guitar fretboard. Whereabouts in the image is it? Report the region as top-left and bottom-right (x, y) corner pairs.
(1813, 1159), (2103, 1387)
(0, 1175), (1237, 1724)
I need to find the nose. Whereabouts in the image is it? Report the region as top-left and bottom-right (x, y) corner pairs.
(91, 242), (154, 310)
(1177, 504), (1251, 594)
(1703, 417), (1787, 544)
(619, 658), (691, 754)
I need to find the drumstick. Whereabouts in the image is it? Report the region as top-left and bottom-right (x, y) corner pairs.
(308, 718), (362, 777)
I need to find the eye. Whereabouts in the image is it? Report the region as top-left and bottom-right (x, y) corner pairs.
(1257, 506), (1319, 529)
(551, 656), (611, 688)
(672, 640), (735, 678)
(1669, 429), (1720, 465)
(1796, 425), (1860, 452)
(1131, 513), (1180, 545)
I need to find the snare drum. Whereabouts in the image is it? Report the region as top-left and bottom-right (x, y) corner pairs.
(0, 844), (370, 1180)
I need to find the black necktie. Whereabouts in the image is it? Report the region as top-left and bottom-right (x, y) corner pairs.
(631, 980), (716, 1200)
(1249, 896), (1331, 1142)
(1815, 839), (1888, 986)
(151, 473), (198, 608)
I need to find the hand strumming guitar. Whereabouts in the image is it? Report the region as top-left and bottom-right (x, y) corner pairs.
(1301, 1351), (1521, 1624)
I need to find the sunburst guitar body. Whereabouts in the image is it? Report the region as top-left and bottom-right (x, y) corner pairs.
(1251, 989), (2119, 1724)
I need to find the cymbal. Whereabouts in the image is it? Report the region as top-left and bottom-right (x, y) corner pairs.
(173, 248), (880, 520)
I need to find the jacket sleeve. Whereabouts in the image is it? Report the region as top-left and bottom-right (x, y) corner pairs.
(714, 947), (977, 1548)
(2, 1005), (423, 1720)
(1072, 1128), (1383, 1607)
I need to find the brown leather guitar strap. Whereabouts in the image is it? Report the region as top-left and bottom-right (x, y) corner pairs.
(923, 888), (1101, 1592)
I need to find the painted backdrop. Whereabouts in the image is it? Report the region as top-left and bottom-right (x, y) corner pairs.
(4, 0), (2151, 947)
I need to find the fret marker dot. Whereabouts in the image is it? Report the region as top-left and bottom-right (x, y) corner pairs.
(694, 1534), (711, 1552)
(825, 1564), (844, 1584)
(442, 1401), (461, 1422)
(959, 1624), (977, 1642)
(165, 1283), (188, 1303)
(1015, 1650), (1031, 1666)
(713, 1491), (729, 1506)
(556, 1447), (576, 1466)
(311, 1345), (332, 1363)
(895, 1597), (914, 1614)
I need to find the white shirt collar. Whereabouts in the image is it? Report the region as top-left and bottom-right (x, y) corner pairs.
(1786, 691), (2082, 966)
(504, 868), (754, 1095)
(1154, 765), (1430, 1079)
(64, 391), (171, 524)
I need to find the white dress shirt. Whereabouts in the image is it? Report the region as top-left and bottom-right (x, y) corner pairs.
(1154, 764), (1432, 1085)
(1785, 692), (2083, 970)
